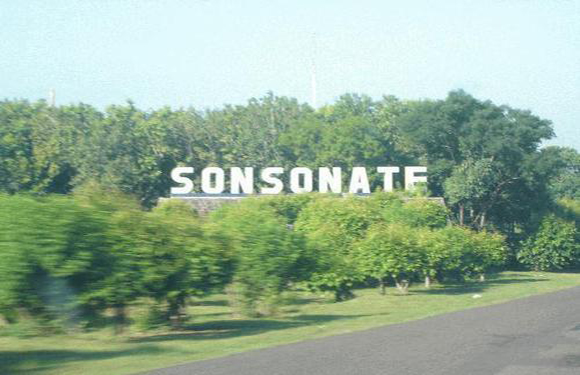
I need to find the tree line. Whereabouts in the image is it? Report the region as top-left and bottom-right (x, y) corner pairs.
(1, 91), (577, 230)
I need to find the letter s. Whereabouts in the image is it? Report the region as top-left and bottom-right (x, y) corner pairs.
(170, 167), (194, 194)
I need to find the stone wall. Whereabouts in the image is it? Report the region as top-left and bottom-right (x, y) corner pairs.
(158, 196), (245, 216)
(160, 195), (445, 216)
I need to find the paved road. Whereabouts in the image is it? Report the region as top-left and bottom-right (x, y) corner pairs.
(146, 286), (580, 375)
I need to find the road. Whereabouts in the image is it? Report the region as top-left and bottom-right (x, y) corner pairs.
(146, 286), (580, 375)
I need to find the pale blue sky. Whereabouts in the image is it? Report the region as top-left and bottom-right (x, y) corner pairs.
(1, 0), (578, 149)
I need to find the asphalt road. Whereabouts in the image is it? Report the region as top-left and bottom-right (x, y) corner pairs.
(146, 286), (580, 375)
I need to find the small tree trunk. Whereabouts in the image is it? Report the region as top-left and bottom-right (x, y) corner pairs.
(113, 304), (126, 335)
(425, 275), (431, 288)
(378, 277), (386, 295)
(334, 284), (355, 302)
(394, 277), (410, 295)
(480, 212), (486, 228)
(167, 292), (187, 329)
(459, 205), (464, 226)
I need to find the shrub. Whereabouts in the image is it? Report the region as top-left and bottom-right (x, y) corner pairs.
(355, 223), (424, 294)
(260, 194), (316, 224)
(465, 230), (507, 279)
(295, 196), (380, 300)
(210, 199), (307, 316)
(141, 200), (219, 326)
(416, 228), (463, 287)
(0, 194), (110, 329)
(378, 195), (448, 229)
(433, 226), (506, 281)
(401, 199), (449, 229)
(517, 214), (578, 271)
(72, 187), (147, 332)
(0, 187), (226, 333)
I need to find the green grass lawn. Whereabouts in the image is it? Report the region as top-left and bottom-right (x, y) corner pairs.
(1, 271), (579, 375)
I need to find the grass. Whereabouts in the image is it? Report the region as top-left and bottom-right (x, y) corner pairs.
(1, 271), (579, 375)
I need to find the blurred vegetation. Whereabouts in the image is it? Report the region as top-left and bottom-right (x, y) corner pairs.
(0, 91), (578, 337)
(0, 188), (558, 334)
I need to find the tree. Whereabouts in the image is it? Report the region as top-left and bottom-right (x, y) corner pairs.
(72, 103), (195, 207)
(544, 147), (579, 200)
(279, 94), (409, 191)
(395, 90), (554, 234)
(444, 158), (496, 227)
(199, 93), (312, 190)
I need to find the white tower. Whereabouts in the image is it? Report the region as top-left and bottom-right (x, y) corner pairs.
(48, 89), (56, 107)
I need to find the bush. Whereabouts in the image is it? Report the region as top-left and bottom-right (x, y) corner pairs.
(555, 198), (579, 225)
(377, 195), (448, 229)
(432, 226), (506, 281)
(0, 193), (110, 329)
(517, 214), (578, 271)
(464, 229), (507, 279)
(210, 199), (307, 316)
(295, 196), (380, 301)
(141, 200), (219, 326)
(77, 194), (221, 331)
(0, 187), (226, 334)
(401, 199), (449, 229)
(355, 223), (424, 294)
(260, 194), (316, 224)
(72, 186), (148, 332)
(416, 228), (463, 287)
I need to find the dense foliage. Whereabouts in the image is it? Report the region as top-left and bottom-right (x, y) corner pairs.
(355, 223), (425, 294)
(517, 214), (579, 271)
(0, 190), (522, 332)
(1, 91), (576, 230)
(294, 196), (380, 301)
(0, 91), (578, 333)
(207, 199), (308, 316)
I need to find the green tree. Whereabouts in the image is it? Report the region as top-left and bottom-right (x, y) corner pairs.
(395, 90), (554, 234)
(0, 100), (101, 194)
(73, 103), (193, 207)
(543, 147), (579, 200)
(444, 158), (496, 227)
(280, 94), (410, 191)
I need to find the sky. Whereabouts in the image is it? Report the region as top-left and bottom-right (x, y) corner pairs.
(1, 0), (579, 149)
